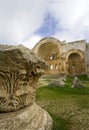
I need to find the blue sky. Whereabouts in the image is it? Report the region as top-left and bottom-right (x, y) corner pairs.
(0, 0), (89, 48)
(35, 13), (58, 36)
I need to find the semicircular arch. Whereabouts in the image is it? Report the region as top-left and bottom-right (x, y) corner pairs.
(66, 49), (85, 75)
(66, 49), (84, 62)
(34, 37), (63, 60)
(34, 37), (62, 52)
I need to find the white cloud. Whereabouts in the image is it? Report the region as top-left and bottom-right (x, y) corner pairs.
(0, 0), (48, 44)
(20, 35), (42, 49)
(55, 29), (85, 42)
(49, 0), (89, 42)
(49, 0), (89, 28)
(0, 0), (89, 47)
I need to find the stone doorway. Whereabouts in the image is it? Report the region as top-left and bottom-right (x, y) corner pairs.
(37, 42), (60, 74)
(68, 53), (83, 75)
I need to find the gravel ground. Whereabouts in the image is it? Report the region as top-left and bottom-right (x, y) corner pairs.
(37, 98), (89, 130)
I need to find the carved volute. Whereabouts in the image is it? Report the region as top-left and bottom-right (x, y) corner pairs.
(0, 45), (47, 112)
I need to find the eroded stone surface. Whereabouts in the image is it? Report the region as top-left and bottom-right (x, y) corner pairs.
(0, 45), (47, 112)
(49, 79), (65, 87)
(71, 76), (84, 88)
(0, 103), (53, 130)
(33, 37), (87, 76)
(0, 44), (53, 130)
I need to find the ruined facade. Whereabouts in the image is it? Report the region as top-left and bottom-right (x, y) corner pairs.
(33, 37), (89, 75)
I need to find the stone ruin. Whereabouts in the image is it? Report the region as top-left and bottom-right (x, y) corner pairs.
(49, 74), (66, 87)
(49, 79), (65, 87)
(71, 76), (84, 88)
(0, 45), (53, 130)
(33, 37), (87, 76)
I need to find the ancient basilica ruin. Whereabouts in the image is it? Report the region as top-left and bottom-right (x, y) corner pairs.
(0, 37), (89, 130)
(33, 37), (89, 76)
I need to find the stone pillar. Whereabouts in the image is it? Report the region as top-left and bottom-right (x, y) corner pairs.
(0, 45), (53, 130)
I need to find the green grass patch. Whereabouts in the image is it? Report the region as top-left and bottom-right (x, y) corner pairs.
(36, 76), (89, 130)
(50, 113), (70, 130)
(78, 75), (89, 81)
(36, 86), (89, 100)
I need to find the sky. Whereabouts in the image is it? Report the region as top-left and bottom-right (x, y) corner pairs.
(0, 0), (89, 49)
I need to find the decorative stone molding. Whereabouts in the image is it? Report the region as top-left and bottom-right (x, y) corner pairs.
(0, 45), (47, 112)
(0, 45), (53, 130)
(0, 69), (36, 112)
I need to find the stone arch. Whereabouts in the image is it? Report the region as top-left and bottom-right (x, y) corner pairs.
(66, 49), (86, 75)
(66, 49), (84, 61)
(34, 37), (62, 52)
(37, 42), (60, 61)
(34, 37), (62, 74)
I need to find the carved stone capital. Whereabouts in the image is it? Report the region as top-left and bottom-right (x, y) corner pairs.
(0, 45), (47, 112)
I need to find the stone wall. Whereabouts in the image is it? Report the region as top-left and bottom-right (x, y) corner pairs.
(33, 37), (87, 76)
(85, 44), (89, 75)
(64, 40), (87, 53)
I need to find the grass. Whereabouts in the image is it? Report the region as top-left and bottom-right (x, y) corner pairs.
(50, 113), (70, 130)
(36, 75), (89, 130)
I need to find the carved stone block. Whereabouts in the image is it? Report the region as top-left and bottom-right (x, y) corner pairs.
(0, 103), (53, 130)
(0, 45), (53, 130)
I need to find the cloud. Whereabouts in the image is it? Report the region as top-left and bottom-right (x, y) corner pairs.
(20, 35), (42, 49)
(0, 0), (48, 44)
(0, 0), (89, 48)
(34, 13), (58, 37)
(49, 0), (89, 42)
(49, 0), (89, 28)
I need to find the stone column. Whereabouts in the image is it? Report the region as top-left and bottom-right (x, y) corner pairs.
(0, 45), (53, 130)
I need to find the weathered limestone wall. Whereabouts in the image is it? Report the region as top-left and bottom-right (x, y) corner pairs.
(85, 44), (89, 75)
(62, 40), (87, 75)
(0, 45), (53, 130)
(85, 44), (89, 64)
(33, 37), (63, 74)
(33, 37), (87, 75)
(64, 40), (87, 53)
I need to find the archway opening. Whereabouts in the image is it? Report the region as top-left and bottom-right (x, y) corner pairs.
(38, 42), (60, 74)
(68, 53), (83, 75)
(38, 42), (60, 60)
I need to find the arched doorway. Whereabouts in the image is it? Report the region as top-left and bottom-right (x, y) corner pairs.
(38, 42), (59, 60)
(34, 37), (64, 74)
(68, 53), (84, 75)
(37, 42), (60, 74)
